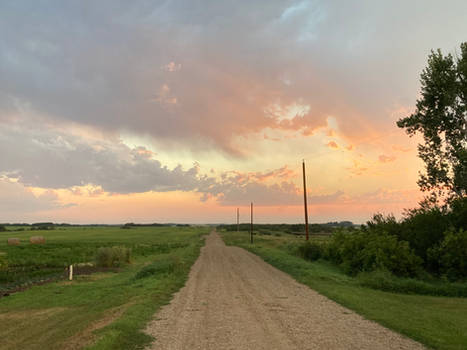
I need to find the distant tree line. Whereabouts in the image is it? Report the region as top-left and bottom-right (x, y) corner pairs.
(120, 223), (191, 229)
(218, 222), (355, 235)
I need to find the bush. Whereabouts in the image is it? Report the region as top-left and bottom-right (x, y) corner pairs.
(356, 270), (467, 297)
(297, 241), (323, 261)
(448, 197), (467, 230)
(0, 225), (7, 232)
(428, 228), (467, 280)
(365, 213), (403, 237)
(134, 256), (181, 279)
(328, 231), (422, 277)
(401, 206), (449, 261)
(95, 246), (131, 267)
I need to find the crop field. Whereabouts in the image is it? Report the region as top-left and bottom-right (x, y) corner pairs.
(0, 225), (209, 350)
(221, 230), (467, 350)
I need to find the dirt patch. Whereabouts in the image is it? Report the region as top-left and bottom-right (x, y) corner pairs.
(0, 307), (67, 322)
(63, 302), (133, 350)
(145, 230), (426, 350)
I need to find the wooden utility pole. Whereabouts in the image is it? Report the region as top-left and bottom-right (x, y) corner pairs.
(237, 207), (239, 232)
(250, 202), (253, 244)
(302, 160), (309, 241)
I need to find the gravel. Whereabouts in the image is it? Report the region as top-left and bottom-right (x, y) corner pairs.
(145, 231), (425, 350)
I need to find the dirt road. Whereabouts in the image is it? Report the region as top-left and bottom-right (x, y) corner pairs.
(146, 231), (425, 350)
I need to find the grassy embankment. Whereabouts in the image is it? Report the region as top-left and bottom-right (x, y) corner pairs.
(221, 230), (467, 350)
(0, 226), (208, 350)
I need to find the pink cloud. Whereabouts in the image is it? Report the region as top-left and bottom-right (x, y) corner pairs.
(378, 154), (396, 163)
(347, 160), (368, 176)
(162, 61), (182, 72)
(392, 145), (411, 153)
(326, 141), (339, 149)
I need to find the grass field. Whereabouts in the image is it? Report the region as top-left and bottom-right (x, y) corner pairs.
(0, 225), (209, 350)
(221, 230), (467, 350)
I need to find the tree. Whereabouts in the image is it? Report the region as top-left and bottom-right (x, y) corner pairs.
(397, 43), (467, 203)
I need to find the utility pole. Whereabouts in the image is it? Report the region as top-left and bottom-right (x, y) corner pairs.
(237, 207), (239, 232)
(302, 160), (309, 241)
(250, 202), (253, 244)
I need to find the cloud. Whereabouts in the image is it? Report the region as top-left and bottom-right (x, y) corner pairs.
(0, 177), (71, 219)
(223, 166), (296, 184)
(392, 145), (411, 153)
(1, 1), (465, 155)
(378, 154), (396, 163)
(162, 61), (182, 72)
(152, 84), (178, 106)
(0, 118), (348, 208)
(326, 141), (339, 149)
(198, 170), (345, 206)
(0, 120), (307, 205)
(347, 159), (368, 176)
(0, 121), (204, 193)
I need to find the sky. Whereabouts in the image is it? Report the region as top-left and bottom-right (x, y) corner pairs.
(1, 0), (466, 224)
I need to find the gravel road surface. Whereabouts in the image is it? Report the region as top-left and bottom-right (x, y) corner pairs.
(146, 231), (425, 350)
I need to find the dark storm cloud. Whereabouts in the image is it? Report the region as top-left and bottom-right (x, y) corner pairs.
(0, 124), (205, 194)
(0, 120), (304, 203)
(1, 1), (466, 154)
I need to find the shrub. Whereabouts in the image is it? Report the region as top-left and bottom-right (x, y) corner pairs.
(362, 200), (467, 277)
(428, 228), (467, 280)
(297, 241), (323, 261)
(134, 256), (181, 279)
(365, 213), (403, 237)
(95, 246), (131, 267)
(328, 231), (422, 277)
(401, 206), (449, 261)
(448, 197), (467, 230)
(0, 225), (7, 232)
(356, 270), (467, 297)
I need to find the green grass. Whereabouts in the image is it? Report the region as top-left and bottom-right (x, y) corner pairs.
(0, 226), (198, 290)
(0, 226), (209, 350)
(221, 230), (467, 350)
(355, 270), (467, 297)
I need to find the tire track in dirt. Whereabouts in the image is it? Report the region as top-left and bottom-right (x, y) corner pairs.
(145, 230), (425, 350)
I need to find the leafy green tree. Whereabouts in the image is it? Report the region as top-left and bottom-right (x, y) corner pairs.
(397, 43), (467, 203)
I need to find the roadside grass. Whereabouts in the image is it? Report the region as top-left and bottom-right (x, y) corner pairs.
(221, 230), (467, 350)
(0, 226), (208, 350)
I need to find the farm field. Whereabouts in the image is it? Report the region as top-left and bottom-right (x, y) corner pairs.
(220, 230), (467, 350)
(0, 225), (208, 350)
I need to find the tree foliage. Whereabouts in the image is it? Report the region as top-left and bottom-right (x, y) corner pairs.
(397, 43), (467, 202)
